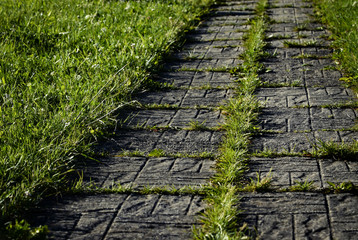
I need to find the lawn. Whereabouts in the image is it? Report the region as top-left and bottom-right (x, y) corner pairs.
(0, 0), (212, 232)
(313, 0), (358, 92)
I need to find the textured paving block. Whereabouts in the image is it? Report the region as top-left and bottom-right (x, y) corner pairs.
(80, 156), (215, 188)
(239, 193), (330, 240)
(240, 192), (327, 214)
(105, 194), (204, 240)
(154, 70), (237, 88)
(250, 132), (315, 152)
(246, 157), (322, 188)
(137, 89), (233, 107)
(258, 107), (357, 132)
(327, 194), (358, 240)
(30, 194), (204, 240)
(308, 87), (356, 106)
(258, 107), (310, 132)
(99, 129), (224, 154)
(120, 109), (224, 128)
(256, 87), (308, 107)
(311, 107), (357, 130)
(321, 160), (358, 187)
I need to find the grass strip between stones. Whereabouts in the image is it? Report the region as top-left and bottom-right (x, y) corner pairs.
(193, 0), (268, 238)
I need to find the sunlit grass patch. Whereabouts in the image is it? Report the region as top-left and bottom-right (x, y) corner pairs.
(0, 0), (214, 231)
(313, 0), (358, 91)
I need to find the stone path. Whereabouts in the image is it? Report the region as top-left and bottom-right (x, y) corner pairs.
(29, 0), (358, 239)
(240, 0), (358, 239)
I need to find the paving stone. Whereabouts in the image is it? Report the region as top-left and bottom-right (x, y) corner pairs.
(99, 129), (224, 154)
(321, 159), (358, 186)
(258, 107), (357, 132)
(105, 194), (204, 240)
(30, 194), (204, 240)
(308, 87), (356, 106)
(80, 156), (215, 188)
(250, 132), (315, 152)
(258, 107), (311, 132)
(154, 70), (238, 88)
(239, 192), (330, 240)
(327, 194), (358, 240)
(256, 87), (308, 107)
(246, 157), (322, 188)
(137, 89), (233, 107)
(120, 108), (224, 128)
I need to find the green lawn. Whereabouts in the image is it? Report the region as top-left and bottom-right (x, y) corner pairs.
(313, 0), (358, 91)
(0, 0), (212, 232)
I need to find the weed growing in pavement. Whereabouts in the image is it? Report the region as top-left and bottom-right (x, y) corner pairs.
(327, 181), (357, 193)
(250, 147), (304, 158)
(311, 139), (358, 161)
(260, 80), (302, 88)
(241, 171), (273, 192)
(186, 120), (211, 131)
(287, 180), (316, 192)
(193, 185), (251, 240)
(320, 101), (358, 109)
(194, 0), (268, 238)
(70, 176), (206, 195)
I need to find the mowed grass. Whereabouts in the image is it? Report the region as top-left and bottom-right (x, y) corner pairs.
(313, 0), (358, 91)
(0, 0), (212, 225)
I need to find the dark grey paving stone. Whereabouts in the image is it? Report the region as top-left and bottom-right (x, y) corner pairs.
(258, 107), (311, 132)
(308, 87), (356, 106)
(171, 45), (244, 61)
(79, 156), (215, 188)
(267, 22), (299, 33)
(327, 194), (358, 240)
(246, 157), (322, 188)
(258, 107), (357, 132)
(153, 71), (195, 87)
(99, 129), (224, 154)
(260, 53), (341, 87)
(249, 132), (315, 152)
(154, 70), (239, 88)
(257, 87), (357, 108)
(120, 109), (224, 128)
(256, 87), (308, 108)
(239, 192), (330, 240)
(321, 160), (358, 187)
(105, 194), (204, 240)
(30, 194), (204, 240)
(29, 194), (128, 240)
(191, 71), (238, 87)
(137, 89), (233, 107)
(247, 156), (358, 189)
